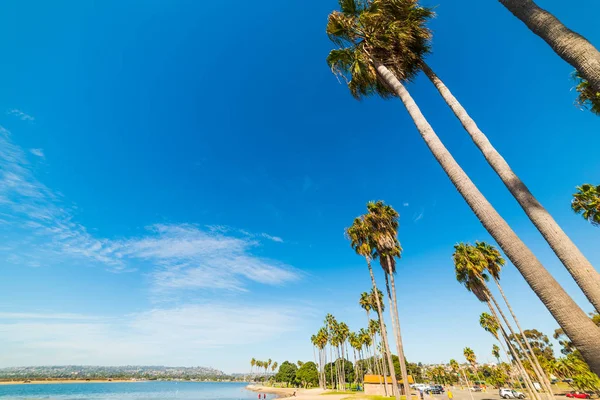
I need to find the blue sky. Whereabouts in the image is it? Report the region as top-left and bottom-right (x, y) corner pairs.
(0, 0), (599, 372)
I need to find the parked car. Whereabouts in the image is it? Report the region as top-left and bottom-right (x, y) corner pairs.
(470, 386), (482, 392)
(566, 392), (591, 399)
(499, 389), (526, 399)
(426, 385), (444, 394)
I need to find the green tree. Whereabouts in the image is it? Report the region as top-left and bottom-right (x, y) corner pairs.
(493, 345), (501, 364)
(572, 184), (600, 226)
(365, 200), (410, 395)
(275, 361), (298, 387)
(573, 72), (600, 115)
(454, 243), (540, 400)
(296, 361), (319, 388)
(327, 0), (600, 374)
(497, 0), (600, 93)
(346, 213), (398, 399)
(476, 241), (555, 397)
(324, 359), (355, 387)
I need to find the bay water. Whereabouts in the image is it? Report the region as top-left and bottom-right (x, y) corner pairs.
(0, 381), (271, 400)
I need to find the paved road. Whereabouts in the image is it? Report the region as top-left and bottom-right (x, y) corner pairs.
(414, 388), (505, 400)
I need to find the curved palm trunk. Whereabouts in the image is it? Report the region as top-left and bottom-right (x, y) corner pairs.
(374, 62), (600, 375)
(495, 332), (519, 389)
(388, 272), (410, 396)
(366, 257), (400, 400)
(421, 61), (600, 314)
(497, 0), (600, 92)
(493, 277), (555, 398)
(482, 281), (552, 399)
(488, 300), (539, 400)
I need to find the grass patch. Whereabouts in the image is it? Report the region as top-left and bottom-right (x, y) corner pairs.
(340, 395), (418, 400)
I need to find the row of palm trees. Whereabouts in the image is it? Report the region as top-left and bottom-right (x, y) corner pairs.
(454, 242), (556, 400)
(310, 305), (391, 392)
(346, 201), (410, 400)
(326, 0), (600, 375)
(250, 358), (278, 376)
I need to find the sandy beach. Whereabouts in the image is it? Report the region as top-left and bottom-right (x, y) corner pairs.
(246, 384), (348, 400)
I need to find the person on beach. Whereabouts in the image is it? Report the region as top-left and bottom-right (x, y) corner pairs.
(448, 390), (453, 400)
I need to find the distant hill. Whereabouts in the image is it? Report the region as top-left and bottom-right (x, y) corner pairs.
(0, 365), (229, 380)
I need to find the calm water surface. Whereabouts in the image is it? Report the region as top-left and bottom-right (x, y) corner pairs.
(0, 381), (270, 400)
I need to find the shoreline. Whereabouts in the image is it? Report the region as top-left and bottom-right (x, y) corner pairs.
(246, 385), (349, 400)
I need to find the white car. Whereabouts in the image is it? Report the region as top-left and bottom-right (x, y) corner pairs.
(499, 389), (526, 399)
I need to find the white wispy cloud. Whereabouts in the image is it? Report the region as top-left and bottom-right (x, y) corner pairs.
(0, 312), (101, 320)
(413, 210), (424, 222)
(7, 109), (34, 122)
(0, 303), (304, 367)
(0, 127), (299, 292)
(29, 148), (45, 158)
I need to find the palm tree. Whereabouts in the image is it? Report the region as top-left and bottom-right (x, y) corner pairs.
(572, 184), (600, 226)
(497, 0), (600, 92)
(480, 312), (523, 391)
(327, 0), (600, 374)
(314, 327), (328, 389)
(420, 62), (600, 313)
(369, 0), (600, 316)
(463, 348), (478, 378)
(455, 244), (541, 400)
(268, 359), (272, 374)
(251, 358), (256, 376)
(493, 344), (501, 364)
(573, 72), (600, 115)
(365, 200), (410, 395)
(272, 361), (278, 373)
(346, 215), (400, 399)
(477, 241), (555, 397)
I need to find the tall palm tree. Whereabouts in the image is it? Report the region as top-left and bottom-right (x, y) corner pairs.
(477, 241), (555, 396)
(497, 0), (600, 92)
(572, 184), (600, 226)
(347, 215), (400, 399)
(327, 0), (600, 374)
(371, 0), (600, 316)
(365, 200), (410, 395)
(463, 347), (478, 378)
(493, 344), (501, 364)
(272, 361), (278, 373)
(455, 244), (541, 400)
(480, 312), (525, 391)
(420, 60), (600, 313)
(250, 358), (256, 375)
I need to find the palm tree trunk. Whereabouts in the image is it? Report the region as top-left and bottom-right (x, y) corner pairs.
(374, 62), (600, 375)
(483, 282), (551, 400)
(487, 299), (540, 400)
(495, 334), (519, 389)
(493, 277), (556, 398)
(460, 366), (476, 400)
(366, 256), (401, 400)
(421, 61), (600, 314)
(389, 272), (410, 396)
(497, 0), (600, 92)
